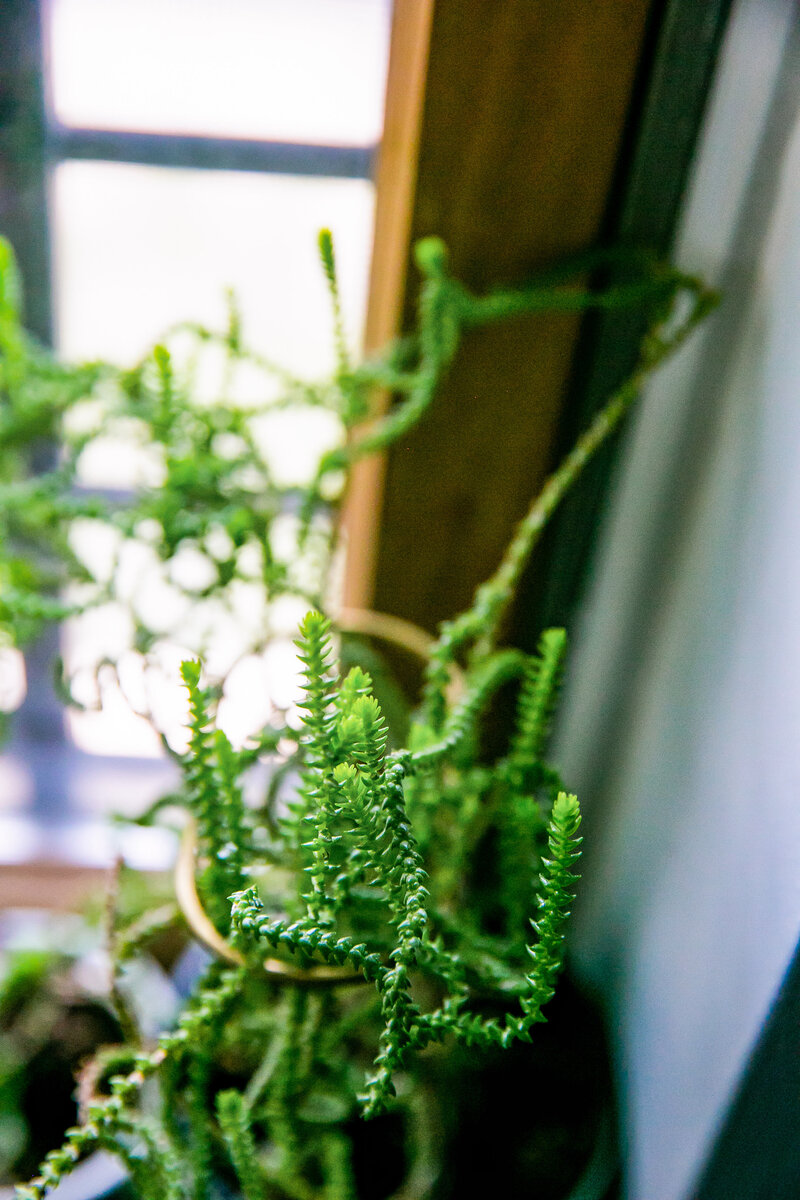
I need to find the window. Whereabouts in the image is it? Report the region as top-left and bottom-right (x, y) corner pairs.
(1, 0), (391, 863)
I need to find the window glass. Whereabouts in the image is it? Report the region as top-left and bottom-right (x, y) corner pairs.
(0, 759), (34, 812)
(52, 160), (374, 490)
(53, 161), (374, 375)
(48, 0), (391, 146)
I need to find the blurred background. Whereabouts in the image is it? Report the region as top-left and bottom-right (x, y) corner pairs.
(2, 1), (800, 1198)
(0, 0), (390, 857)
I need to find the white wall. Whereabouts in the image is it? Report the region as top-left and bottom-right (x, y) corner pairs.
(557, 2), (800, 1196)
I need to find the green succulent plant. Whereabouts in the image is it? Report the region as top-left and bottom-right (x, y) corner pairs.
(0, 231), (714, 1199)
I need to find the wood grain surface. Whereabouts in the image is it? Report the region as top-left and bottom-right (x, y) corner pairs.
(344, 0), (654, 632)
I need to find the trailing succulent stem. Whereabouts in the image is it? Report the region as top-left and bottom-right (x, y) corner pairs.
(6, 232), (715, 1200)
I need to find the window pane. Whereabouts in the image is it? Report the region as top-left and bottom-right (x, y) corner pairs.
(48, 0), (391, 147)
(52, 160), (373, 758)
(52, 161), (374, 374)
(0, 759), (34, 813)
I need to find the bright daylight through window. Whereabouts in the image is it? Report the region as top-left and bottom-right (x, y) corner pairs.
(0, 0), (392, 852)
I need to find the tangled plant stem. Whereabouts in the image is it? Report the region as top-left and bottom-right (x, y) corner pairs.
(0, 232), (715, 1200)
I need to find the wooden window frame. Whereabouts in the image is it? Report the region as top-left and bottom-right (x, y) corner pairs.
(344, 0), (733, 655)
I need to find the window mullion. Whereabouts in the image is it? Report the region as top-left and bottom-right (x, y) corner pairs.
(50, 125), (375, 180)
(1, 0), (72, 819)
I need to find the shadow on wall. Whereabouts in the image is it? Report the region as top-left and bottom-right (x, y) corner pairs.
(557, 3), (800, 1197)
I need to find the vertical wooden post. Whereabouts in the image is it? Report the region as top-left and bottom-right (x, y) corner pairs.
(343, 0), (655, 631)
(341, 0), (435, 609)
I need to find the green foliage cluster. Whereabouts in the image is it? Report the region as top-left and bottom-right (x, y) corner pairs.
(0, 232), (711, 744)
(0, 233), (715, 1199)
(0, 936), (125, 1184)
